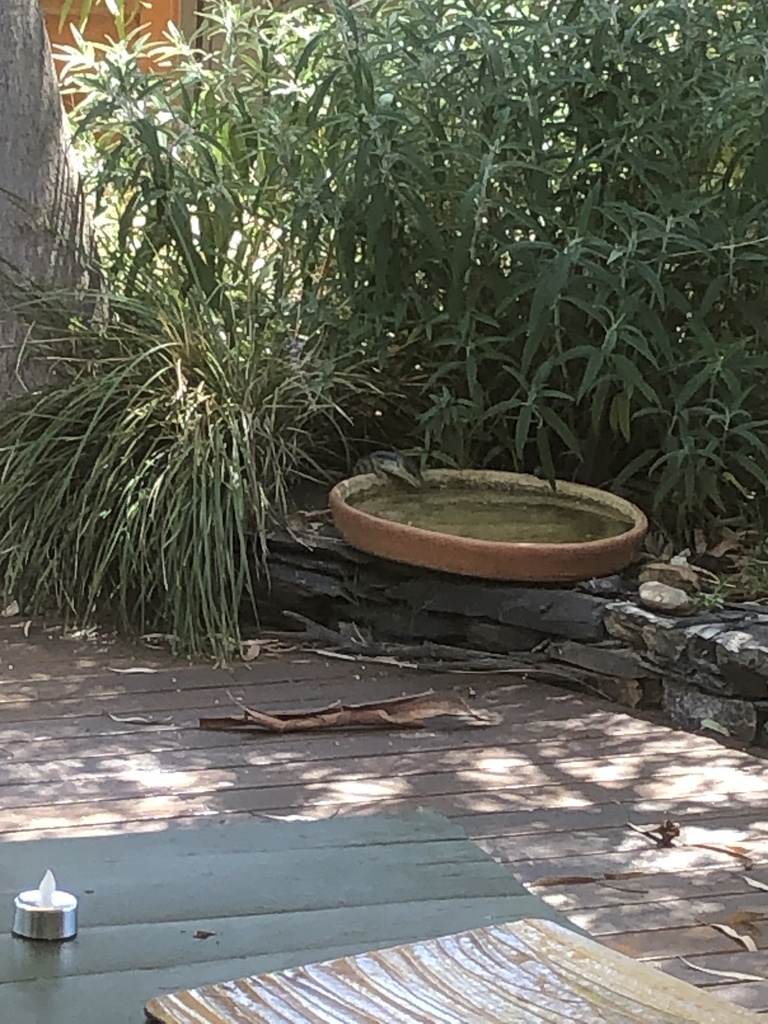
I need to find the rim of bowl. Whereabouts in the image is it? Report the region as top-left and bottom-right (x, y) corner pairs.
(330, 469), (648, 553)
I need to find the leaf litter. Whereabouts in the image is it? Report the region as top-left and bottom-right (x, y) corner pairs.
(104, 712), (173, 725)
(706, 923), (759, 953)
(626, 819), (754, 869)
(678, 957), (765, 982)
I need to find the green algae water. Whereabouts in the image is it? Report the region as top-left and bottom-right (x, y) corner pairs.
(350, 487), (633, 544)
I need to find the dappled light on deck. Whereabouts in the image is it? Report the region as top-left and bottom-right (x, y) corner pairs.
(1, 622), (768, 1010)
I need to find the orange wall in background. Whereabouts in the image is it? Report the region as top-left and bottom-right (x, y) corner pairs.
(41, 0), (182, 50)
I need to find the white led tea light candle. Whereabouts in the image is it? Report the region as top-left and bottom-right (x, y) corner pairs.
(13, 869), (78, 941)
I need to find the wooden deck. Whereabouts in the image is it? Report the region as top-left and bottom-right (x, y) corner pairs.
(1, 620), (767, 1013)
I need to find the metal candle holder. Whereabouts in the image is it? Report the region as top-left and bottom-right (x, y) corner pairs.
(12, 870), (78, 942)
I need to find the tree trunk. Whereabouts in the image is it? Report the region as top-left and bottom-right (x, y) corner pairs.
(0, 0), (92, 399)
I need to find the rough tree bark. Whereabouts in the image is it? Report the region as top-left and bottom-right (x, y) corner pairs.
(0, 0), (92, 399)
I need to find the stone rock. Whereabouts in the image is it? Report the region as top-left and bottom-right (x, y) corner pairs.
(464, 620), (545, 653)
(716, 625), (768, 675)
(604, 601), (689, 660)
(586, 676), (644, 708)
(638, 561), (702, 593)
(638, 677), (664, 708)
(643, 624), (692, 663)
(659, 663), (733, 698)
(717, 663), (768, 702)
(578, 575), (627, 597)
(547, 640), (652, 680)
(638, 581), (695, 616)
(389, 580), (607, 642)
(714, 626), (768, 700)
(261, 527), (768, 732)
(754, 702), (768, 748)
(662, 678), (757, 744)
(268, 564), (349, 598)
(684, 623), (727, 662)
(268, 528), (370, 565)
(605, 601), (661, 645)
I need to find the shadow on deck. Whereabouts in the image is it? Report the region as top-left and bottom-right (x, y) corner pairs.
(0, 620), (767, 1011)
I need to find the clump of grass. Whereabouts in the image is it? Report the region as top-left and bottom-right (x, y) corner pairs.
(0, 296), (360, 657)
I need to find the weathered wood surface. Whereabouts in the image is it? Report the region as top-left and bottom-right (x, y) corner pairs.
(0, 813), (564, 1023)
(0, 621), (767, 1011)
(146, 919), (762, 1024)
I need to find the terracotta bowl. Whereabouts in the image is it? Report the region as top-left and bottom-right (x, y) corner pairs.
(329, 469), (648, 582)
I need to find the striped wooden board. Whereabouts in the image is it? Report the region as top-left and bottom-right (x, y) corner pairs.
(145, 917), (762, 1024)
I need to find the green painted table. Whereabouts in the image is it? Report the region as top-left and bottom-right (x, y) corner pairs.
(0, 812), (568, 1023)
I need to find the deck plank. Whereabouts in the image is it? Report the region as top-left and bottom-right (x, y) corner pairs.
(604, 923), (768, 959)
(0, 691), (696, 743)
(0, 725), (715, 771)
(660, 949), (768, 982)
(2, 776), (766, 839)
(1, 749), (762, 811)
(569, 890), (768, 937)
(0, 627), (767, 1011)
(527, 865), (768, 909)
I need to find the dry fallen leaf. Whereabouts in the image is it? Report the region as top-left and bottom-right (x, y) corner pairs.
(678, 956), (765, 982)
(690, 842), (754, 870)
(531, 871), (646, 890)
(709, 529), (747, 559)
(643, 532), (672, 559)
(707, 922), (759, 952)
(530, 875), (600, 888)
(627, 820), (680, 848)
(193, 930), (216, 940)
(626, 821), (754, 869)
(700, 717), (730, 737)
(599, 880), (648, 894)
(104, 712), (173, 725)
(108, 666), (161, 674)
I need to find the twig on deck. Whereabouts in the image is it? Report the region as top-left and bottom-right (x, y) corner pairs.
(277, 611), (546, 672)
(200, 689), (502, 734)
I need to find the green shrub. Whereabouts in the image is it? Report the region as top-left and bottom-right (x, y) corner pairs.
(290, 0), (768, 536)
(5, 0), (765, 652)
(60, 0), (768, 539)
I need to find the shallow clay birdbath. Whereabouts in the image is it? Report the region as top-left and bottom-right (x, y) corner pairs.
(329, 469), (647, 582)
